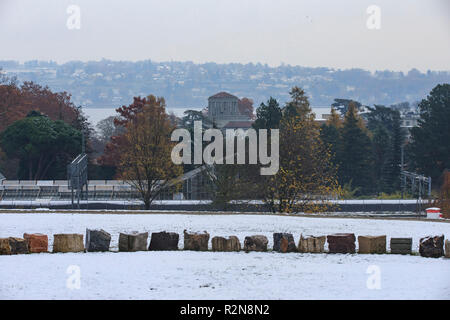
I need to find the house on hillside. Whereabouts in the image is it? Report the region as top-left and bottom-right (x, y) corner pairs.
(400, 112), (420, 128)
(399, 111), (420, 140)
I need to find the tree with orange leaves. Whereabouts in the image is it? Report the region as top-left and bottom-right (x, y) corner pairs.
(238, 97), (255, 119)
(0, 73), (24, 132)
(97, 96), (149, 168)
(117, 95), (182, 209)
(0, 73), (91, 179)
(0, 73), (82, 132)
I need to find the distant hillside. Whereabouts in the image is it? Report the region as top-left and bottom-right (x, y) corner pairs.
(1, 60), (449, 108)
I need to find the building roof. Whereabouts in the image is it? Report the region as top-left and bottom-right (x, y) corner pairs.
(222, 121), (254, 129)
(208, 92), (238, 100)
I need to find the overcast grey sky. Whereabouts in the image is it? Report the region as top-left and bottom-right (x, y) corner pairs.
(0, 0), (449, 71)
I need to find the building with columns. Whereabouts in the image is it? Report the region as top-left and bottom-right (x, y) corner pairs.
(207, 92), (253, 129)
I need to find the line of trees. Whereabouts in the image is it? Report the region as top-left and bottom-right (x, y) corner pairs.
(320, 103), (404, 196)
(0, 73), (90, 180)
(202, 83), (449, 207)
(1, 75), (449, 211)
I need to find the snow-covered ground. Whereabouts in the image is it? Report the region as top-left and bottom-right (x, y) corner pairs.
(0, 213), (449, 300)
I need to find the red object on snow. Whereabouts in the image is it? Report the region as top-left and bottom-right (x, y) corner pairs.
(426, 208), (442, 219)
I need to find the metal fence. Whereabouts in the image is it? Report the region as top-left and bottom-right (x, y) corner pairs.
(0, 180), (444, 214)
(0, 198), (428, 214)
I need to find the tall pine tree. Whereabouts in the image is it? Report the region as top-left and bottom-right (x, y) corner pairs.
(339, 102), (374, 195)
(367, 105), (404, 193)
(320, 108), (342, 166)
(253, 97), (282, 130)
(408, 84), (450, 181)
(371, 124), (391, 193)
(385, 111), (403, 192)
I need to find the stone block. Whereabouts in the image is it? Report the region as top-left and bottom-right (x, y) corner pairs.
(327, 233), (356, 254)
(0, 238), (11, 255)
(298, 235), (326, 253)
(183, 230), (209, 251)
(149, 231), (179, 251)
(85, 229), (111, 252)
(244, 235), (268, 252)
(118, 232), (148, 252)
(419, 235), (444, 258)
(445, 240), (450, 258)
(53, 234), (84, 253)
(23, 233), (48, 253)
(273, 233), (297, 253)
(211, 236), (241, 252)
(358, 235), (386, 254)
(8, 237), (29, 254)
(390, 238), (412, 254)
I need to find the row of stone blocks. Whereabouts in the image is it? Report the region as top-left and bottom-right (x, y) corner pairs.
(0, 234), (49, 254)
(1, 231), (449, 258)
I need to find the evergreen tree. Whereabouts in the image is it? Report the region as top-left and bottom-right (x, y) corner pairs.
(372, 124), (391, 192)
(246, 97), (283, 202)
(327, 108), (343, 128)
(180, 109), (212, 172)
(263, 88), (341, 213)
(252, 97), (282, 130)
(367, 105), (404, 193)
(339, 102), (374, 195)
(0, 112), (82, 180)
(284, 86), (311, 118)
(320, 108), (342, 166)
(408, 84), (450, 181)
(332, 98), (362, 116)
(385, 111), (403, 192)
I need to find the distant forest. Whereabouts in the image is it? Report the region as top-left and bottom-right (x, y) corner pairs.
(1, 59), (449, 108)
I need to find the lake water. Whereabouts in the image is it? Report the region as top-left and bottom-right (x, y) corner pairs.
(83, 107), (203, 126)
(83, 106), (332, 127)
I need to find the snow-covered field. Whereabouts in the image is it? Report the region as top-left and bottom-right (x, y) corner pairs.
(0, 212), (449, 300)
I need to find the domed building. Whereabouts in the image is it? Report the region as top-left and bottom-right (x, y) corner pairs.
(207, 92), (254, 129)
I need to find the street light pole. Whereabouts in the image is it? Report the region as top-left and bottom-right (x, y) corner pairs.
(401, 145), (404, 199)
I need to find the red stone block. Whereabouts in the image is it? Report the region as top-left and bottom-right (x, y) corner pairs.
(24, 233), (48, 253)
